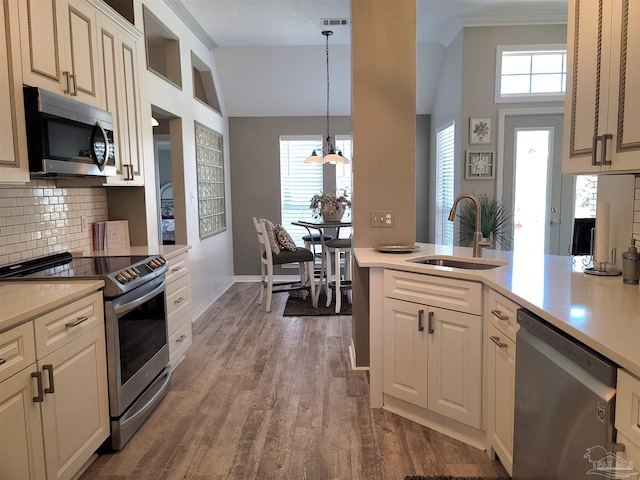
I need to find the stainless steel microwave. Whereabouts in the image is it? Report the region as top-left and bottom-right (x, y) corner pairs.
(23, 86), (116, 177)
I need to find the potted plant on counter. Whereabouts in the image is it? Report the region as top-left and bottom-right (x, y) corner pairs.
(456, 194), (513, 250)
(310, 189), (351, 222)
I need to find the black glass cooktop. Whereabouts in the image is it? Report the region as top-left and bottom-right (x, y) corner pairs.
(0, 252), (150, 279)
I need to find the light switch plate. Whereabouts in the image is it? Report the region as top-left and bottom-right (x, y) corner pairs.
(370, 210), (394, 227)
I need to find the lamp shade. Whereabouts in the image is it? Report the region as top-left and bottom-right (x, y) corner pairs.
(324, 152), (350, 164)
(304, 150), (324, 164)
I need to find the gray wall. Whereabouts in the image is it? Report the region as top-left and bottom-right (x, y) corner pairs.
(229, 115), (352, 276)
(429, 31), (463, 243)
(460, 25), (567, 198)
(416, 114), (431, 242)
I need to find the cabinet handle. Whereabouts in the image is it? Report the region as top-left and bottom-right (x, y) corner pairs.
(428, 311), (435, 334)
(602, 133), (612, 166)
(172, 266), (184, 272)
(418, 309), (424, 332)
(176, 334), (187, 343)
(62, 71), (71, 94)
(65, 316), (89, 328)
(32, 372), (44, 403)
(491, 309), (510, 322)
(490, 336), (508, 348)
(69, 73), (77, 96)
(0, 358), (5, 366)
(42, 364), (55, 394)
(592, 135), (602, 166)
(174, 297), (186, 304)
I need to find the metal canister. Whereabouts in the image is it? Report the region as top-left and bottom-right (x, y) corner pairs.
(622, 239), (640, 284)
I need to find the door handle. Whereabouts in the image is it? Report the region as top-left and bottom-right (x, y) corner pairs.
(32, 371), (44, 403)
(428, 311), (434, 334)
(42, 364), (55, 394)
(418, 309), (424, 332)
(602, 133), (612, 165)
(490, 336), (508, 348)
(592, 135), (603, 166)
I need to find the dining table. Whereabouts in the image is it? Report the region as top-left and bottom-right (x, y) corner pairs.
(292, 219), (352, 310)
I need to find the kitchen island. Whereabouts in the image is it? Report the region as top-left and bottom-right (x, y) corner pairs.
(355, 243), (640, 474)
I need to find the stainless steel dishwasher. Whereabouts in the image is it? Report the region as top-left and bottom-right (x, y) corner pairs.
(513, 308), (617, 480)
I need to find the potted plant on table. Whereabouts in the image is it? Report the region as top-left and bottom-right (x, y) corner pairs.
(310, 189), (351, 222)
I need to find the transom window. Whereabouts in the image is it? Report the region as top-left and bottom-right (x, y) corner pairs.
(495, 45), (567, 103)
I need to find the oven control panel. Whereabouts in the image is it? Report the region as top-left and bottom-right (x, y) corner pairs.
(114, 256), (167, 284)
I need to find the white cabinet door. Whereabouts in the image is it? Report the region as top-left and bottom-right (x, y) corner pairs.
(427, 306), (482, 428)
(563, 0), (640, 174)
(19, 0), (102, 107)
(0, 0), (29, 183)
(382, 298), (427, 408)
(0, 365), (46, 480)
(98, 15), (144, 185)
(487, 323), (516, 476)
(39, 326), (109, 480)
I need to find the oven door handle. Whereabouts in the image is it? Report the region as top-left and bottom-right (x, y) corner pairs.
(113, 280), (166, 315)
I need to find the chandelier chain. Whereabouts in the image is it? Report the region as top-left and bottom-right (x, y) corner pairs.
(325, 31), (331, 148)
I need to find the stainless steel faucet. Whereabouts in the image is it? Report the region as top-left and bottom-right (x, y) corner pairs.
(448, 194), (492, 257)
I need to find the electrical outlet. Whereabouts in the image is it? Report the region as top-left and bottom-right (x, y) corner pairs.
(370, 210), (394, 227)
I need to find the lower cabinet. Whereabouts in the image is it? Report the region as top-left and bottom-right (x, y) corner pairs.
(485, 288), (520, 476)
(614, 369), (640, 474)
(0, 291), (109, 480)
(165, 250), (192, 368)
(382, 270), (483, 429)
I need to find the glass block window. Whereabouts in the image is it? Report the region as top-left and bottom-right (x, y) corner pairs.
(195, 122), (225, 239)
(496, 45), (567, 103)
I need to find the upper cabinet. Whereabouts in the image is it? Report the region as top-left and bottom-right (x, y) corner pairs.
(97, 13), (144, 185)
(0, 0), (29, 183)
(18, 0), (103, 108)
(563, 0), (640, 174)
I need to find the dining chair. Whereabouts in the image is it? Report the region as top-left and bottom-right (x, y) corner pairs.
(323, 236), (353, 314)
(252, 217), (317, 312)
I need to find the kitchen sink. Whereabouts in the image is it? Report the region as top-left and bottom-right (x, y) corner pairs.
(407, 256), (508, 270)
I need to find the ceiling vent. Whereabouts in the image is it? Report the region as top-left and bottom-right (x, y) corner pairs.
(321, 18), (349, 27)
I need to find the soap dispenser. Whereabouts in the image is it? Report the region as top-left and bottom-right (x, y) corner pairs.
(622, 238), (640, 284)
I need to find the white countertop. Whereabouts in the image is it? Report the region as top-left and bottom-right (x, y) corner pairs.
(0, 280), (105, 333)
(355, 243), (640, 378)
(83, 244), (191, 260)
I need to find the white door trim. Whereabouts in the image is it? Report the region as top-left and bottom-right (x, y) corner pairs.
(496, 107), (564, 201)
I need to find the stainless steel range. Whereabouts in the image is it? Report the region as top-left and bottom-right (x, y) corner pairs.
(0, 252), (172, 450)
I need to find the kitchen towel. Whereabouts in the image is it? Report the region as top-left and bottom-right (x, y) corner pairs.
(595, 202), (610, 264)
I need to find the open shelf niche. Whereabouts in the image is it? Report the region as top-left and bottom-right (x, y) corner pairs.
(191, 51), (221, 115)
(143, 5), (182, 89)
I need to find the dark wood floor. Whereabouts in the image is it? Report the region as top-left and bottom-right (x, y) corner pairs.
(81, 282), (507, 479)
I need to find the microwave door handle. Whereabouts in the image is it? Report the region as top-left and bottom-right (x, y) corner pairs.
(90, 121), (109, 171)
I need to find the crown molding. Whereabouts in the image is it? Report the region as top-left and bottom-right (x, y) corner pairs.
(163, 0), (218, 50)
(460, 12), (567, 28)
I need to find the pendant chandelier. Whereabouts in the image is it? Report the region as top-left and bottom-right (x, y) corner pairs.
(304, 30), (350, 164)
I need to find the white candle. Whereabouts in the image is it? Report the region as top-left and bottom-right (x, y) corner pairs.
(595, 202), (610, 265)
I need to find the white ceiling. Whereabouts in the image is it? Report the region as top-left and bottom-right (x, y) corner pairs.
(180, 0), (568, 47)
(180, 0), (568, 117)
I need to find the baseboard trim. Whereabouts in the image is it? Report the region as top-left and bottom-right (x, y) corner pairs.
(349, 339), (369, 371)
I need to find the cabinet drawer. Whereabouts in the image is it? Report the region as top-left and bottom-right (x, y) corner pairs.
(169, 319), (192, 367)
(616, 369), (640, 450)
(486, 289), (520, 342)
(34, 292), (104, 359)
(166, 252), (189, 284)
(0, 323), (36, 383)
(383, 269), (482, 315)
(167, 274), (191, 323)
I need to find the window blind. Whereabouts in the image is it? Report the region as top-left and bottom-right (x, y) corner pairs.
(335, 135), (352, 238)
(435, 122), (455, 245)
(280, 136), (323, 244)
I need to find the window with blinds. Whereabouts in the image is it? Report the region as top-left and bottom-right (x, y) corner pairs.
(335, 136), (353, 238)
(280, 136), (323, 244)
(435, 122), (455, 246)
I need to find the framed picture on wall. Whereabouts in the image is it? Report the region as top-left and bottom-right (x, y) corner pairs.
(470, 117), (491, 144)
(465, 151), (495, 179)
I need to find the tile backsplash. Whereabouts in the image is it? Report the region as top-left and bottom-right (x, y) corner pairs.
(0, 180), (108, 266)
